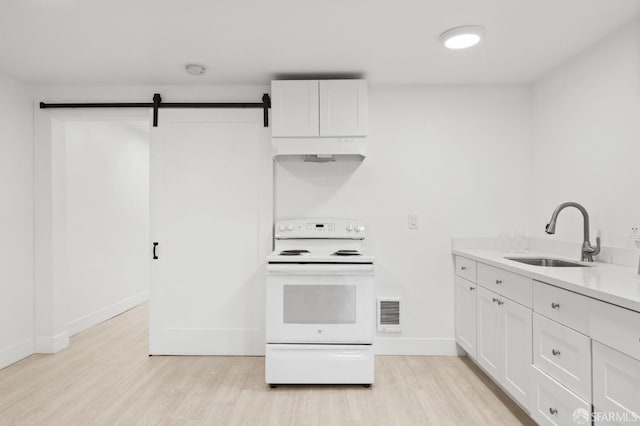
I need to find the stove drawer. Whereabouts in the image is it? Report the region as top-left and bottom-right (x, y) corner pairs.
(266, 344), (374, 384)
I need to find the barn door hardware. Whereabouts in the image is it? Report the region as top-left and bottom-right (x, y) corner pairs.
(40, 93), (272, 128)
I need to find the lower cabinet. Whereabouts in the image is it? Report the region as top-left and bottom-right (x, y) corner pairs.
(454, 276), (477, 358)
(454, 256), (640, 425)
(476, 286), (532, 410)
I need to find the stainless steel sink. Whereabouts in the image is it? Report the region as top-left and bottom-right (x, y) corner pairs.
(505, 257), (590, 267)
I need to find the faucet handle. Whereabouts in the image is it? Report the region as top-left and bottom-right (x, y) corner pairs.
(585, 237), (601, 256)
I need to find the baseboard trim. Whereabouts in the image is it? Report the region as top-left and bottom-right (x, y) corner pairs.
(0, 338), (34, 370)
(374, 337), (458, 355)
(35, 331), (69, 354)
(67, 291), (149, 337)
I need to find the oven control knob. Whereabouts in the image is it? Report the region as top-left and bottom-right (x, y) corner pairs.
(287, 224), (294, 231)
(346, 224), (353, 232)
(355, 225), (364, 233)
(278, 224), (286, 232)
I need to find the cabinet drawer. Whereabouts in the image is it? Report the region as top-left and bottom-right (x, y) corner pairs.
(531, 366), (590, 426)
(533, 281), (590, 335)
(477, 263), (532, 307)
(454, 256), (476, 282)
(592, 341), (640, 424)
(590, 299), (640, 361)
(533, 313), (591, 402)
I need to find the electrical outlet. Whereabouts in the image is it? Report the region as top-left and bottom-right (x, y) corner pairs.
(408, 215), (419, 230)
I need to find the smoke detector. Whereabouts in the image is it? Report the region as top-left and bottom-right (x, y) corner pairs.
(185, 64), (207, 76)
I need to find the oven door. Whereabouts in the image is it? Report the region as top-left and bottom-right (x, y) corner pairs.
(266, 263), (374, 344)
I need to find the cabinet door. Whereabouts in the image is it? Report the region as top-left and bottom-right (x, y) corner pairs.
(455, 276), (477, 358)
(503, 297), (533, 411)
(593, 341), (640, 424)
(271, 80), (319, 137)
(477, 287), (504, 380)
(319, 79), (368, 137)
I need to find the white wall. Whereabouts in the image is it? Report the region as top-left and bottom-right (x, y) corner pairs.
(65, 121), (149, 336)
(530, 19), (640, 249)
(0, 72), (34, 369)
(276, 86), (532, 354)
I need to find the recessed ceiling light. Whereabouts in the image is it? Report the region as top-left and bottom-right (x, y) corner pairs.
(439, 26), (485, 49)
(185, 64), (207, 76)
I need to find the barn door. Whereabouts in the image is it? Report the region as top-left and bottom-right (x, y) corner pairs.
(149, 108), (271, 355)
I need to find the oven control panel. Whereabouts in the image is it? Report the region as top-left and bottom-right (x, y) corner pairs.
(275, 219), (365, 239)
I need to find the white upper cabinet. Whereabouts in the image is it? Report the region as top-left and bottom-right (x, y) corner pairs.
(319, 80), (368, 137)
(271, 79), (368, 138)
(271, 80), (320, 137)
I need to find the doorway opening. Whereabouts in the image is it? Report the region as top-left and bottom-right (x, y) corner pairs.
(63, 120), (150, 336)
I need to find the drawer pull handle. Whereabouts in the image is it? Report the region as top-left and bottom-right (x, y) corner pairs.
(549, 408), (558, 415)
(492, 297), (504, 306)
(551, 302), (560, 309)
(552, 349), (561, 356)
(469, 286), (475, 291)
(495, 279), (502, 285)
(461, 266), (467, 271)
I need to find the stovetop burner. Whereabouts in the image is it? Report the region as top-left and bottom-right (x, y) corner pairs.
(332, 250), (362, 256)
(279, 249), (310, 256)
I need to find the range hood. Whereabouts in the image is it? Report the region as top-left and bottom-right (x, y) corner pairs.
(271, 137), (367, 161)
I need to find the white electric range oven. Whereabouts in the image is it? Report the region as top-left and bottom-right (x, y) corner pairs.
(265, 218), (375, 386)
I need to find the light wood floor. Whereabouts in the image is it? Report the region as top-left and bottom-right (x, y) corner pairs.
(0, 304), (533, 426)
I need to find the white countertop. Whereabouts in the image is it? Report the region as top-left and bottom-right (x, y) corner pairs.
(452, 248), (640, 312)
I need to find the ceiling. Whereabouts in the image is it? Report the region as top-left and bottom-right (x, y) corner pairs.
(0, 0), (638, 86)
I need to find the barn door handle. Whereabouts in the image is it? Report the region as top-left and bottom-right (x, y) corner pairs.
(153, 242), (159, 260)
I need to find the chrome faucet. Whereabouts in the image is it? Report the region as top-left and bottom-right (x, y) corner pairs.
(545, 202), (601, 262)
